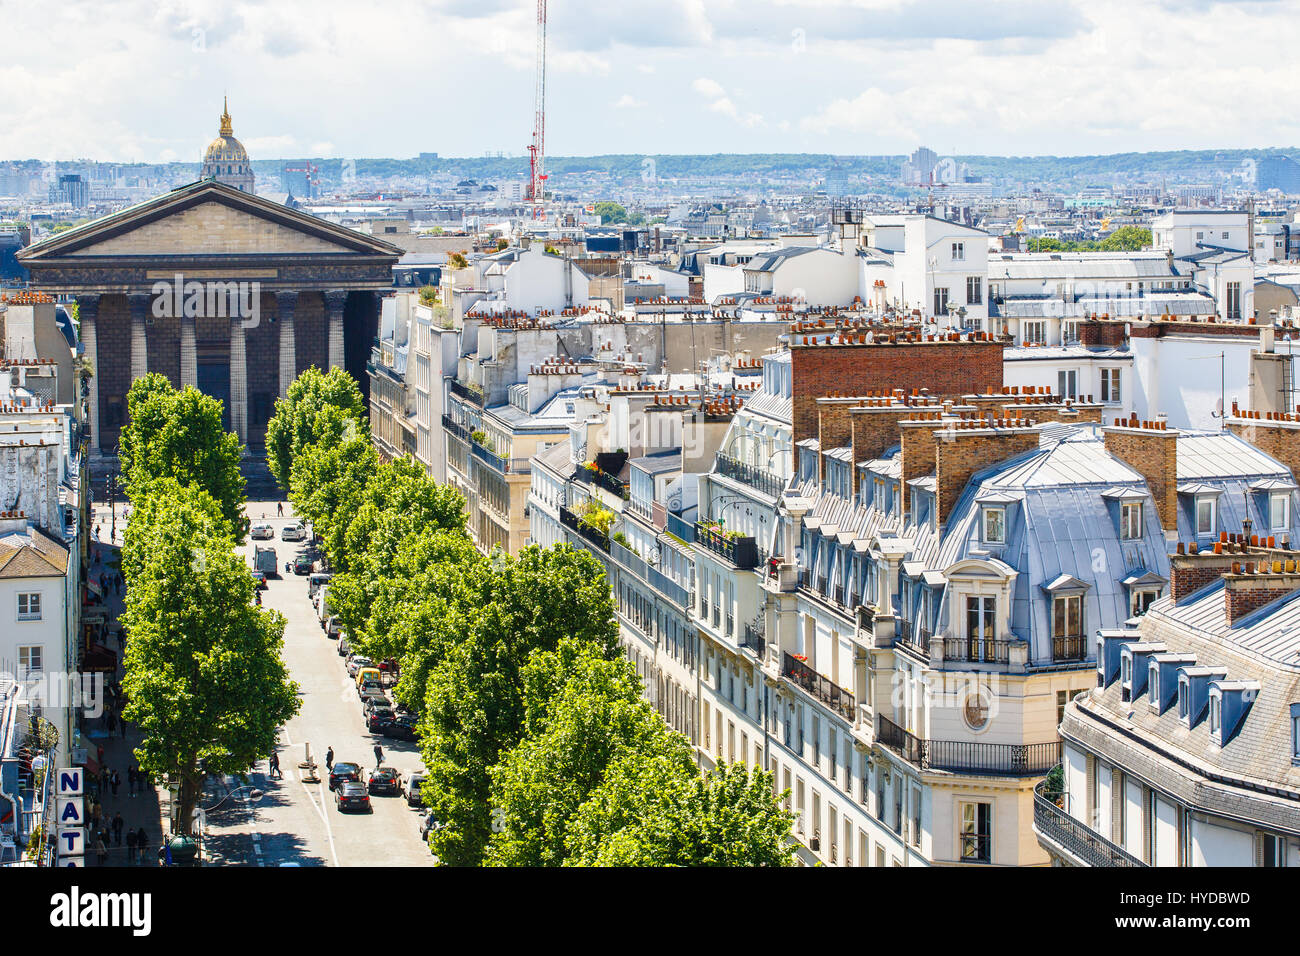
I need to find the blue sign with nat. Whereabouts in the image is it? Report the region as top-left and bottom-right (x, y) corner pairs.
(57, 768), (83, 797)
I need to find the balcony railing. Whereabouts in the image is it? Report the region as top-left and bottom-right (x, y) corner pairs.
(1052, 635), (1088, 662)
(715, 453), (787, 499)
(575, 466), (630, 500)
(449, 379), (485, 406)
(896, 620), (931, 657)
(742, 625), (766, 659)
(782, 652), (855, 721)
(876, 714), (1062, 776)
(559, 505), (609, 552)
(943, 637), (1013, 665)
(441, 414), (470, 442)
(470, 439), (530, 475)
(665, 512), (696, 543)
(695, 522), (759, 569)
(1033, 779), (1145, 867)
(648, 566), (690, 609)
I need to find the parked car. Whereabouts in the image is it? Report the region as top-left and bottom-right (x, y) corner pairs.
(250, 570), (268, 590)
(366, 704), (395, 733)
(361, 691), (389, 715)
(250, 523), (275, 540)
(308, 572), (332, 598)
(355, 667), (382, 693)
(337, 635), (350, 657)
(382, 713), (419, 741)
(280, 523), (307, 542)
(325, 617), (341, 640)
(328, 762), (361, 791)
(334, 781), (372, 813)
(404, 772), (427, 807)
(366, 766), (401, 796)
(254, 545), (278, 577)
(293, 554), (314, 575)
(346, 656), (375, 678)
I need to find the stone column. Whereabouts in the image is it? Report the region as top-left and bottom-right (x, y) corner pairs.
(325, 290), (347, 371)
(75, 294), (101, 454)
(180, 314), (197, 389)
(128, 293), (151, 382)
(276, 291), (297, 398)
(229, 317), (248, 444)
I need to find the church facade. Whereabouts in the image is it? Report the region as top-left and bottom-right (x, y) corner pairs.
(17, 179), (401, 456)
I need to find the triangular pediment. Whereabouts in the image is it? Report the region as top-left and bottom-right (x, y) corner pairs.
(19, 179), (401, 261)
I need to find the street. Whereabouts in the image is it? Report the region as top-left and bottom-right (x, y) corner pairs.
(222, 501), (435, 867)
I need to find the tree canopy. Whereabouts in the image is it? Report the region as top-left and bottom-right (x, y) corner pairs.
(265, 366), (369, 492)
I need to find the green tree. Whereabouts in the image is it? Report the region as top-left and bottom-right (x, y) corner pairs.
(420, 544), (617, 866)
(121, 476), (231, 582)
(288, 408), (377, 560)
(118, 375), (247, 537)
(265, 367), (369, 491)
(592, 201), (628, 225)
(1098, 225), (1152, 251)
(483, 642), (673, 866)
(120, 484), (300, 837)
(566, 757), (796, 867)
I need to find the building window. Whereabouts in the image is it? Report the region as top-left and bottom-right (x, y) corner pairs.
(951, 242), (965, 261)
(1226, 282), (1242, 320)
(933, 287), (949, 317)
(1178, 675), (1189, 720)
(982, 507), (1005, 544)
(966, 276), (982, 305)
(1061, 320), (1078, 344)
(1121, 502), (1143, 539)
(1131, 589), (1159, 617)
(1196, 497), (1216, 536)
(1148, 662), (1160, 706)
(1101, 368), (1122, 404)
(1292, 704), (1300, 764)
(1022, 320), (1046, 345)
(18, 645), (42, 680)
(17, 592), (41, 621)
(965, 596), (996, 659)
(1256, 832), (1285, 867)
(1209, 692), (1221, 738)
(1058, 369), (1078, 398)
(1271, 493), (1289, 531)
(1053, 594), (1083, 640)
(959, 802), (992, 863)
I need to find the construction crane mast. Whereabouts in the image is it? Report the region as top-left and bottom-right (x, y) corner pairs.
(526, 0), (548, 221)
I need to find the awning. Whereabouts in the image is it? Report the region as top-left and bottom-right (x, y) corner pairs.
(81, 644), (118, 673)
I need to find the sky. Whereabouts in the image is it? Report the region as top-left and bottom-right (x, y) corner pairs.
(2, 0), (1299, 164)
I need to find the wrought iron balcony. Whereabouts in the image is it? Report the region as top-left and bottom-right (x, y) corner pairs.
(441, 414), (470, 442)
(782, 652), (855, 721)
(449, 379), (485, 406)
(559, 505), (609, 552)
(575, 465), (630, 499)
(943, 637), (1013, 665)
(896, 620), (930, 657)
(1052, 635), (1089, 663)
(742, 625), (766, 659)
(695, 522), (759, 569)
(665, 512), (695, 543)
(714, 453), (787, 499)
(876, 714), (1061, 776)
(1033, 779), (1145, 867)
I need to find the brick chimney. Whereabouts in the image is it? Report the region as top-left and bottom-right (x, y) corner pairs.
(931, 418), (1041, 526)
(1225, 561), (1300, 624)
(1168, 537), (1300, 612)
(817, 396), (862, 482)
(1102, 416), (1179, 532)
(848, 396), (947, 497)
(1225, 406), (1300, 483)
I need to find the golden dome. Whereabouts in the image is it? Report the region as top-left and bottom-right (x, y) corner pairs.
(201, 97), (255, 192)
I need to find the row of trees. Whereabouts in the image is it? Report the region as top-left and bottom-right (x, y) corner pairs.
(117, 375), (300, 836)
(271, 367), (795, 865)
(1025, 226), (1153, 253)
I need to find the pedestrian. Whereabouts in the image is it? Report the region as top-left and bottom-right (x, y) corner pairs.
(125, 827), (137, 865)
(373, 743), (384, 768)
(112, 812), (124, 846)
(136, 828), (148, 865)
(325, 747), (334, 772)
(118, 712), (127, 738)
(127, 765), (137, 795)
(269, 751), (281, 779)
(99, 766), (109, 796)
(277, 501), (284, 517)
(110, 770), (120, 798)
(94, 833), (108, 866)
(93, 523), (100, 541)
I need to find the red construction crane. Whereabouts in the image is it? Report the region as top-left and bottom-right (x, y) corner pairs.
(526, 0), (548, 221)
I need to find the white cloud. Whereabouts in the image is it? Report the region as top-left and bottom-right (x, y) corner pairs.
(614, 94), (646, 109)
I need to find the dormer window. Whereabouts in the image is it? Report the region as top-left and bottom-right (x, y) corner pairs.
(1196, 496), (1216, 536)
(1271, 492), (1290, 531)
(1178, 675), (1189, 720)
(982, 507), (1005, 544)
(1148, 662), (1160, 706)
(1121, 502), (1143, 540)
(1292, 703), (1300, 766)
(1209, 691), (1222, 738)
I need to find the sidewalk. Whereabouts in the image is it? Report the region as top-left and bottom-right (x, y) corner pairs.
(83, 506), (169, 867)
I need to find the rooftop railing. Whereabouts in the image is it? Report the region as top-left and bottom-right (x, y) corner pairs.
(1033, 779), (1145, 867)
(782, 652), (855, 721)
(876, 714), (1061, 776)
(714, 453), (787, 499)
(695, 522), (760, 569)
(448, 379), (485, 406)
(665, 512), (696, 543)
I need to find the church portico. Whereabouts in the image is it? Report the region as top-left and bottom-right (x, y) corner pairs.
(18, 178), (401, 457)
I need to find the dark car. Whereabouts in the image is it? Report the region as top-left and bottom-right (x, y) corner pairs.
(366, 705), (395, 733)
(250, 570), (268, 590)
(382, 713), (420, 741)
(361, 691), (389, 715)
(293, 555), (314, 575)
(366, 766), (401, 796)
(335, 781), (372, 813)
(328, 762), (361, 792)
(404, 772), (427, 808)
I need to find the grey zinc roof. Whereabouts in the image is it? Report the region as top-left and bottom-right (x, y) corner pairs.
(1171, 431), (1300, 544)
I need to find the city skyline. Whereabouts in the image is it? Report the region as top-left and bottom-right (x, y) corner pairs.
(3, 0), (1300, 164)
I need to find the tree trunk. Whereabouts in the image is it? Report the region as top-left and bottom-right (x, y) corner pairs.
(174, 774), (204, 837)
